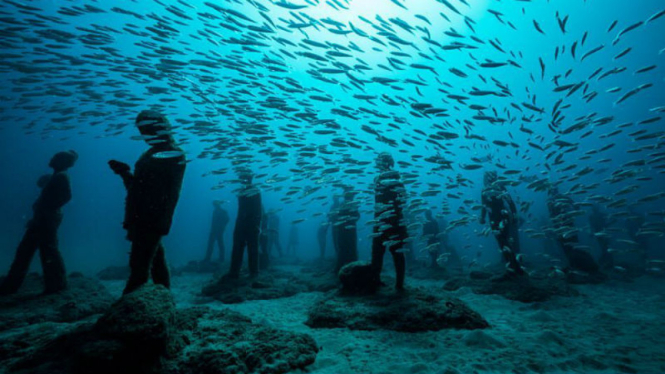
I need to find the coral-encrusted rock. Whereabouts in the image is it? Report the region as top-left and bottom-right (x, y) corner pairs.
(306, 287), (489, 332)
(94, 284), (178, 354)
(200, 268), (337, 304)
(5, 286), (319, 374)
(75, 284), (180, 373)
(178, 308), (319, 374)
(338, 261), (379, 295)
(0, 273), (113, 333)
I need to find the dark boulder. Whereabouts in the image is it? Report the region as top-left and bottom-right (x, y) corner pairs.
(179, 308), (319, 374)
(338, 261), (379, 295)
(5, 285), (319, 374)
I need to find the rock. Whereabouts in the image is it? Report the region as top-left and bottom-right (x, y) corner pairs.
(476, 276), (579, 302)
(201, 274), (302, 304)
(201, 269), (336, 304)
(462, 330), (507, 349)
(5, 286), (319, 374)
(442, 277), (466, 291)
(0, 320), (87, 365)
(299, 272), (339, 293)
(0, 274), (113, 333)
(93, 284), (178, 355)
(71, 284), (181, 374)
(96, 266), (130, 281)
(179, 308), (319, 374)
(306, 287), (489, 332)
(446, 273), (579, 303)
(338, 261), (379, 294)
(3, 285), (178, 374)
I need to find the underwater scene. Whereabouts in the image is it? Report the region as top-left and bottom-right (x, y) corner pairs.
(1, 0), (664, 373)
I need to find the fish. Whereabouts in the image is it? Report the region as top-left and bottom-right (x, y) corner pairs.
(581, 44), (605, 61)
(647, 9), (665, 23)
(273, 1), (308, 10)
(153, 151), (185, 159)
(533, 20), (545, 35)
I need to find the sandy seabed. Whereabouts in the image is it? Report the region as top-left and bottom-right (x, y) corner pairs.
(99, 268), (665, 374)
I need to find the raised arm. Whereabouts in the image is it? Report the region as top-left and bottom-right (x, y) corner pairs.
(108, 160), (134, 190)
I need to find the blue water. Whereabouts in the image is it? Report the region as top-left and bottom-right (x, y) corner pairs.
(0, 0), (664, 273)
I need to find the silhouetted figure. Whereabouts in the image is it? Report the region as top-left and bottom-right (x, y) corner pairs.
(371, 153), (408, 290)
(259, 209), (270, 270)
(204, 200), (229, 263)
(437, 216), (462, 270)
(423, 210), (441, 268)
(228, 171), (262, 279)
(317, 220), (330, 259)
(480, 171), (525, 277)
(626, 210), (649, 269)
(109, 110), (186, 295)
(329, 196), (341, 255)
(0, 151), (78, 295)
(589, 205), (613, 269)
(286, 224), (299, 256)
(547, 187), (600, 274)
(266, 212), (282, 257)
(336, 190), (360, 273)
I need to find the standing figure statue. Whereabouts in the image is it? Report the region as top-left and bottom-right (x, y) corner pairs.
(329, 196), (341, 256)
(547, 187), (600, 275)
(109, 110), (186, 295)
(479, 171), (525, 277)
(1, 151), (78, 295)
(228, 171), (262, 279)
(266, 212), (282, 258)
(335, 189), (360, 273)
(589, 205), (613, 269)
(317, 220), (330, 259)
(286, 223), (299, 257)
(370, 153), (408, 290)
(204, 200), (229, 263)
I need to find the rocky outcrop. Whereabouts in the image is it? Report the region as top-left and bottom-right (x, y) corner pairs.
(200, 269), (337, 304)
(3, 284), (319, 374)
(338, 261), (379, 294)
(443, 273), (579, 303)
(306, 287), (489, 332)
(0, 273), (113, 333)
